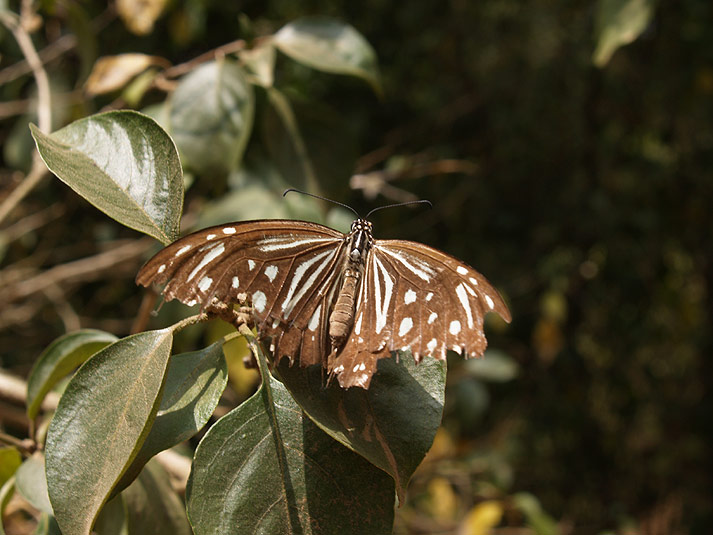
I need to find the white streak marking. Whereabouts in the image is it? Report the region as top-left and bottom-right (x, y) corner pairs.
(399, 317), (413, 337)
(206, 234), (217, 240)
(379, 247), (434, 281)
(187, 243), (225, 281)
(198, 276), (213, 292)
(428, 312), (438, 324)
(373, 255), (394, 334)
(352, 364), (360, 373)
(485, 295), (495, 309)
(308, 304), (322, 331)
(272, 318), (280, 328)
(252, 291), (267, 313)
(354, 313), (363, 335)
(176, 245), (192, 256)
(456, 283), (474, 328)
(469, 276), (479, 286)
(281, 249), (335, 317)
(222, 227), (236, 235)
(232, 276), (240, 288)
(248, 259), (255, 271)
(404, 289), (417, 304)
(157, 264), (166, 274)
(449, 320), (461, 335)
(257, 236), (335, 252)
(264, 265), (278, 282)
(427, 338), (438, 352)
(426, 292), (434, 301)
(457, 266), (468, 275)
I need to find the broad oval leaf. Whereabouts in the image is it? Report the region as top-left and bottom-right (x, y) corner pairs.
(30, 111), (183, 244)
(114, 342), (228, 493)
(45, 328), (174, 535)
(169, 60), (255, 176)
(14, 453), (52, 515)
(186, 374), (395, 535)
(273, 17), (382, 95)
(121, 460), (192, 535)
(26, 329), (118, 419)
(276, 352), (446, 502)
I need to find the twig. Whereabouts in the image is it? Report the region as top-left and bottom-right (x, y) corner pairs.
(4, 238), (153, 302)
(0, 9), (52, 225)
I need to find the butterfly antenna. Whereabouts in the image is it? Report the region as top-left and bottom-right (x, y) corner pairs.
(283, 188), (360, 218)
(365, 199), (433, 220)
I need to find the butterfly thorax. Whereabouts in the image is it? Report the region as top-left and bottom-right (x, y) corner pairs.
(328, 219), (373, 351)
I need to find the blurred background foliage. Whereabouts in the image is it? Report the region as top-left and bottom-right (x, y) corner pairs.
(1, 0), (710, 534)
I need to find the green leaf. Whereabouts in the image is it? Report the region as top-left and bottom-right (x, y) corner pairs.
(121, 461), (191, 535)
(26, 329), (118, 419)
(45, 328), (174, 535)
(464, 349), (519, 382)
(30, 111), (183, 244)
(15, 453), (52, 515)
(0, 448), (21, 488)
(114, 342), (227, 493)
(0, 476), (16, 535)
(94, 495), (129, 535)
(169, 59), (255, 176)
(276, 352), (446, 503)
(593, 0), (654, 67)
(273, 17), (382, 95)
(186, 374), (395, 535)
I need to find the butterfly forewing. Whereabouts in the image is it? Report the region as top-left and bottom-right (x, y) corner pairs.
(137, 218), (510, 389)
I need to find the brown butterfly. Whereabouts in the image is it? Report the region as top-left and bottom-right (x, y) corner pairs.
(136, 193), (510, 388)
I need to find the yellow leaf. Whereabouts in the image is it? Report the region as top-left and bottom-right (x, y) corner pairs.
(460, 501), (503, 535)
(117, 0), (167, 35)
(85, 54), (168, 96)
(426, 477), (458, 521)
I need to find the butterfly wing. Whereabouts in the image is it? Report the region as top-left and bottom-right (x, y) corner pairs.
(329, 239), (510, 388)
(136, 220), (348, 365)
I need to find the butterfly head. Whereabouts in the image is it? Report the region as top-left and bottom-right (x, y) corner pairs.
(348, 219), (373, 262)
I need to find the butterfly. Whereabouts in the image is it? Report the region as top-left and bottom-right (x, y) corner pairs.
(136, 199), (511, 389)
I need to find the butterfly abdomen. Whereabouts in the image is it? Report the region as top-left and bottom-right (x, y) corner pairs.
(329, 267), (361, 349)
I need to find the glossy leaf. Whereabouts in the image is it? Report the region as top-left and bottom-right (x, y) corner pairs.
(45, 328), (174, 535)
(169, 60), (255, 176)
(186, 373), (395, 535)
(30, 111), (183, 244)
(593, 0), (654, 67)
(121, 461), (191, 535)
(114, 341), (228, 493)
(14, 453), (52, 515)
(26, 329), (118, 419)
(276, 352), (446, 503)
(273, 17), (382, 95)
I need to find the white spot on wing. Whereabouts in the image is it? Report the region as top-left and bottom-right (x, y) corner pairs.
(449, 320), (461, 335)
(248, 259), (255, 271)
(308, 304), (322, 332)
(469, 277), (479, 286)
(398, 317), (413, 337)
(222, 227), (236, 235)
(187, 243), (225, 281)
(426, 292), (434, 301)
(252, 291), (267, 313)
(206, 234), (217, 240)
(186, 299), (197, 307)
(457, 266), (468, 275)
(157, 264), (166, 274)
(428, 312), (438, 324)
(485, 295), (495, 309)
(456, 283), (474, 328)
(232, 276), (239, 288)
(198, 276), (213, 292)
(176, 245), (192, 256)
(264, 265), (278, 282)
(404, 289), (417, 304)
(333, 364), (344, 374)
(427, 338), (438, 352)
